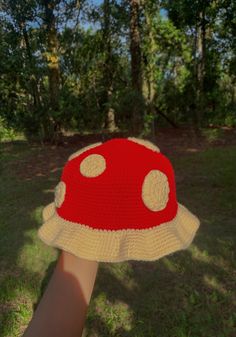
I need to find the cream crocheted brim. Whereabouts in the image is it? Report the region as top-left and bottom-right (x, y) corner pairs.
(37, 202), (200, 263)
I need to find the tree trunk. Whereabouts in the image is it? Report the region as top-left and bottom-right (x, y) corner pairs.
(196, 10), (206, 128)
(20, 22), (41, 109)
(142, 1), (157, 138)
(102, 0), (118, 132)
(43, 0), (61, 143)
(129, 0), (143, 135)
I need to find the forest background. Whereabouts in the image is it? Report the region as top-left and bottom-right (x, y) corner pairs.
(0, 0), (235, 143)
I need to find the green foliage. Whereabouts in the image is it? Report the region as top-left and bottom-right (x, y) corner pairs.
(113, 88), (146, 130)
(224, 113), (236, 127)
(0, 0), (235, 143)
(201, 127), (224, 143)
(0, 117), (17, 142)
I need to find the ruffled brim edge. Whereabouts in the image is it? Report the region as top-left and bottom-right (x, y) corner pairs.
(37, 202), (200, 262)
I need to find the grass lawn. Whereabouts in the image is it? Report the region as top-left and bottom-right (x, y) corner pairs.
(0, 132), (235, 337)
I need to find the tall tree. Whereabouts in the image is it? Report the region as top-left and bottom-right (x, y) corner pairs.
(42, 0), (61, 141)
(195, 5), (207, 127)
(141, 0), (160, 136)
(102, 0), (118, 132)
(0, 0), (41, 112)
(129, 0), (143, 134)
(163, 0), (217, 127)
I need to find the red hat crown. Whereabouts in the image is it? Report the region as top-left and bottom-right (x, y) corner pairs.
(55, 138), (178, 230)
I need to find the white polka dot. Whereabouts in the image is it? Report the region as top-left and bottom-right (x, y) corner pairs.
(142, 170), (169, 211)
(128, 137), (160, 153)
(54, 181), (66, 208)
(68, 142), (102, 161)
(80, 154), (106, 177)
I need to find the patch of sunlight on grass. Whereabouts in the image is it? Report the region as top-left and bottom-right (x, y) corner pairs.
(17, 228), (57, 274)
(212, 255), (231, 273)
(43, 188), (54, 194)
(30, 206), (44, 225)
(191, 244), (212, 263)
(125, 277), (139, 291)
(0, 277), (33, 306)
(94, 292), (133, 333)
(108, 262), (138, 290)
(162, 257), (178, 272)
(186, 147), (200, 153)
(191, 241), (233, 274)
(109, 262), (131, 278)
(0, 298), (32, 337)
(188, 289), (202, 306)
(203, 274), (227, 295)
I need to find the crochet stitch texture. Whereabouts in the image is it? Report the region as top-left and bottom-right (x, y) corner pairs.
(38, 137), (200, 262)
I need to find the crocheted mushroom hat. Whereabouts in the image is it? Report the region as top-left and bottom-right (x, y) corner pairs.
(38, 137), (200, 262)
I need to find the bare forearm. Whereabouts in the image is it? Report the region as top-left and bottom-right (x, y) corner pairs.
(22, 251), (99, 337)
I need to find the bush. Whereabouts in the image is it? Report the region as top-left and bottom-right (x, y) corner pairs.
(201, 127), (224, 143)
(0, 117), (17, 142)
(224, 112), (236, 127)
(113, 88), (146, 130)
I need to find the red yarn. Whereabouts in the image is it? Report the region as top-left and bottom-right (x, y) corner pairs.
(57, 138), (178, 230)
